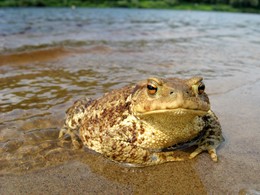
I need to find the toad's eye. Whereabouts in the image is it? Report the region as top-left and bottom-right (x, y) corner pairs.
(198, 83), (205, 94)
(147, 83), (158, 95)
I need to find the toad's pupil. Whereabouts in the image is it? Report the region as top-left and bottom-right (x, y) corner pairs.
(147, 84), (157, 94)
(147, 84), (156, 90)
(198, 84), (205, 91)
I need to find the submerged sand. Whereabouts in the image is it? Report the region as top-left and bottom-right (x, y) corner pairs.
(0, 49), (260, 194)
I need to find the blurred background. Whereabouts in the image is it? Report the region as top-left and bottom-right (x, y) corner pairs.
(0, 0), (259, 13)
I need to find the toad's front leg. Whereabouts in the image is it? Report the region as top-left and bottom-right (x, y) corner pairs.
(189, 110), (224, 162)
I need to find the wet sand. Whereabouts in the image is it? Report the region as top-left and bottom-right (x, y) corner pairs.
(0, 46), (113, 66)
(0, 47), (72, 66)
(194, 78), (260, 194)
(0, 49), (260, 194)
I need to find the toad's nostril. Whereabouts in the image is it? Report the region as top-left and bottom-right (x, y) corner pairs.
(170, 91), (174, 95)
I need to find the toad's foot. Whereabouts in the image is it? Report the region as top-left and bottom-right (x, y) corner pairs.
(58, 127), (82, 149)
(189, 148), (218, 162)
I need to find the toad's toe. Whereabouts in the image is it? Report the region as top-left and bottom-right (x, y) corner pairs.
(208, 148), (218, 162)
(189, 148), (203, 159)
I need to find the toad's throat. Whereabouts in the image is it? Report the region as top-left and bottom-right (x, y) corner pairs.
(135, 109), (207, 147)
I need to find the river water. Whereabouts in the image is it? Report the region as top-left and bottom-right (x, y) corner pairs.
(0, 8), (260, 194)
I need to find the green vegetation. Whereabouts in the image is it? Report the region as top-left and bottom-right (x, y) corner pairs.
(0, 0), (259, 13)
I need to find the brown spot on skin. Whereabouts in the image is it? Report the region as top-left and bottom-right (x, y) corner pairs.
(85, 127), (91, 135)
(93, 98), (100, 106)
(130, 152), (136, 159)
(99, 126), (103, 133)
(140, 129), (145, 134)
(101, 108), (107, 118)
(128, 146), (135, 157)
(131, 135), (137, 143)
(160, 153), (167, 161)
(139, 124), (145, 134)
(72, 120), (76, 126)
(122, 127), (128, 135)
(118, 143), (126, 153)
(112, 144), (117, 150)
(130, 126), (136, 133)
(85, 135), (90, 141)
(143, 152), (149, 162)
(122, 115), (127, 120)
(132, 122), (136, 130)
(99, 135), (103, 143)
(144, 105), (151, 111)
(109, 120), (115, 128)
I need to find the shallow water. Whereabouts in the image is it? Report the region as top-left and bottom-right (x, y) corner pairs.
(0, 8), (260, 194)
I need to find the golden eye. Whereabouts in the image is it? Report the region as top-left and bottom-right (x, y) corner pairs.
(198, 82), (205, 94)
(147, 83), (157, 95)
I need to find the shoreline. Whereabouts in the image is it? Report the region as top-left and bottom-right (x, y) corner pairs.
(0, 4), (259, 14)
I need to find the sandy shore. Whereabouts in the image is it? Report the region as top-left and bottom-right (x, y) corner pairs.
(0, 47), (72, 66)
(0, 50), (260, 194)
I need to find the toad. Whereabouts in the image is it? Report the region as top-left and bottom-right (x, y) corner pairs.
(59, 77), (224, 166)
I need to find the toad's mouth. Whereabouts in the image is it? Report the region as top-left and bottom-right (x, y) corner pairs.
(136, 108), (208, 117)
